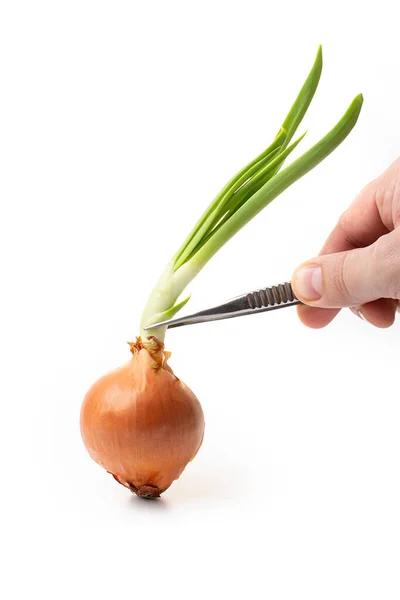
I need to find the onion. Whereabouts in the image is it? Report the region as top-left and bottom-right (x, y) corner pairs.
(80, 338), (204, 498)
(80, 47), (363, 498)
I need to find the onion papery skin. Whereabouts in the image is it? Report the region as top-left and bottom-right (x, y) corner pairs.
(80, 338), (204, 498)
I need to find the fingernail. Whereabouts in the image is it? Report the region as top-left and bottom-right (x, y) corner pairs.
(350, 306), (367, 321)
(294, 266), (322, 301)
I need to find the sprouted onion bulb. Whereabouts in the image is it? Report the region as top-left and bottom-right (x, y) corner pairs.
(81, 338), (204, 497)
(80, 47), (363, 497)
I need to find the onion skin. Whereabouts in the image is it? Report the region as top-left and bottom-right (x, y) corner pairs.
(80, 338), (204, 497)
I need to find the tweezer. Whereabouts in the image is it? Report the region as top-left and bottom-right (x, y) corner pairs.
(144, 281), (301, 330)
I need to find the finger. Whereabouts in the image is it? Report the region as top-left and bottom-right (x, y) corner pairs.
(299, 299), (397, 329)
(351, 298), (397, 328)
(320, 185), (389, 255)
(320, 158), (400, 256)
(292, 228), (400, 308)
(298, 298), (397, 329)
(296, 305), (339, 329)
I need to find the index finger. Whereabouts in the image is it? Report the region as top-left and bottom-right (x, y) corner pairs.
(320, 179), (389, 255)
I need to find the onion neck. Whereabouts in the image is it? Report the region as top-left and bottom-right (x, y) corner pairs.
(139, 260), (200, 345)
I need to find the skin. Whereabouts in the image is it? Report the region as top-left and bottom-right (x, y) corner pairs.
(80, 345), (205, 496)
(292, 157), (400, 328)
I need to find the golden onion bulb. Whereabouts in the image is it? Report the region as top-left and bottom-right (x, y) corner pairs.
(80, 338), (204, 498)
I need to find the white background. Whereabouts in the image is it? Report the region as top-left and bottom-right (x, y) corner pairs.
(1, 1), (400, 599)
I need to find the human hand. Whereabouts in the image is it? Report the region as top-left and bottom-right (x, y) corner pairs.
(292, 158), (400, 328)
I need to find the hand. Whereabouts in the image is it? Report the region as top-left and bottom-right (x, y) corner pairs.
(292, 157), (400, 328)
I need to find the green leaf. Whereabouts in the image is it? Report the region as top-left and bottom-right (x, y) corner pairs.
(280, 45), (322, 147)
(181, 131), (308, 263)
(145, 294), (191, 329)
(173, 46), (323, 270)
(191, 94), (363, 270)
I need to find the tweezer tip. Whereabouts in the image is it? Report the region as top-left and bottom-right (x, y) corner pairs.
(143, 320), (172, 330)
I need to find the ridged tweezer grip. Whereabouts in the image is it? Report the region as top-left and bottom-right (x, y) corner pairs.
(246, 282), (297, 309)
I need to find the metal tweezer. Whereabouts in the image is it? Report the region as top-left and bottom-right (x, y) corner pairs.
(144, 281), (301, 330)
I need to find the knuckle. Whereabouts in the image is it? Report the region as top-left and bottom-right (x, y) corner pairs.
(336, 208), (351, 231)
(377, 160), (400, 227)
(393, 169), (400, 227)
(336, 209), (365, 249)
(371, 233), (400, 299)
(331, 252), (353, 303)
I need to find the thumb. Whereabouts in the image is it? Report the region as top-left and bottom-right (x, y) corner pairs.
(292, 229), (400, 308)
